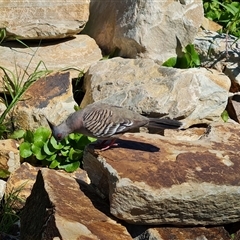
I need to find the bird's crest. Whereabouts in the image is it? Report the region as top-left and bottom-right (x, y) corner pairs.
(45, 117), (55, 131)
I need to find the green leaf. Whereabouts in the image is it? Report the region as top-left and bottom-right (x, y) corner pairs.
(50, 136), (63, 150)
(0, 169), (10, 179)
(33, 140), (45, 148)
(176, 56), (189, 69)
(59, 161), (80, 173)
(185, 44), (200, 67)
(69, 148), (83, 161)
(221, 110), (229, 122)
(162, 57), (177, 67)
(43, 141), (56, 156)
(46, 153), (58, 161)
(217, 1), (238, 15)
(24, 130), (34, 143)
(34, 127), (51, 142)
(69, 133), (82, 141)
(174, 44), (200, 69)
(87, 137), (97, 143)
(10, 129), (26, 139)
(34, 150), (47, 160)
(32, 144), (46, 160)
(60, 136), (70, 145)
(31, 143), (41, 154)
(80, 135), (95, 146)
(19, 142), (32, 158)
(0, 28), (6, 43)
(60, 149), (69, 157)
(49, 159), (60, 169)
(62, 145), (71, 150)
(74, 105), (81, 111)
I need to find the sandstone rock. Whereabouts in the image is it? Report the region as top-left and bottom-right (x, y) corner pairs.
(20, 168), (132, 240)
(5, 162), (90, 211)
(81, 57), (230, 126)
(83, 123), (240, 225)
(0, 35), (102, 87)
(201, 17), (223, 32)
(5, 163), (41, 210)
(0, 179), (6, 201)
(194, 30), (240, 91)
(0, 1), (89, 39)
(194, 31), (240, 122)
(83, 0), (203, 62)
(227, 95), (240, 123)
(225, 61), (240, 92)
(194, 30), (229, 68)
(13, 71), (76, 131)
(164, 127), (207, 141)
(234, 230), (240, 240)
(0, 101), (6, 116)
(0, 139), (20, 178)
(132, 226), (230, 240)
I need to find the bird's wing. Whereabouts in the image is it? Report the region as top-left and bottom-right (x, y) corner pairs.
(83, 108), (134, 138)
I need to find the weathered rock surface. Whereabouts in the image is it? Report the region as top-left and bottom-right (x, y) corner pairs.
(6, 162), (234, 239)
(83, 0), (203, 62)
(5, 162), (90, 211)
(0, 139), (20, 178)
(13, 71), (76, 131)
(194, 30), (240, 91)
(131, 226), (231, 240)
(0, 179), (6, 201)
(83, 123), (240, 225)
(0, 101), (6, 116)
(0, 0), (89, 39)
(201, 17), (223, 32)
(5, 163), (41, 210)
(228, 95), (240, 124)
(194, 30), (240, 122)
(20, 168), (132, 240)
(82, 57), (230, 126)
(0, 35), (102, 86)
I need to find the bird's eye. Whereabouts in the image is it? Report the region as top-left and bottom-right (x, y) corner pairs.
(57, 133), (62, 140)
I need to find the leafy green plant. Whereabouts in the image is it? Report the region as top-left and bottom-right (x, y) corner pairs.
(0, 28), (6, 45)
(11, 127), (96, 172)
(0, 169), (10, 179)
(0, 184), (25, 234)
(0, 61), (51, 139)
(203, 0), (240, 38)
(162, 44), (200, 68)
(221, 110), (229, 122)
(0, 37), (52, 139)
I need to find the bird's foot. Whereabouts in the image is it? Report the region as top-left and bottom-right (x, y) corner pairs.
(96, 139), (118, 151)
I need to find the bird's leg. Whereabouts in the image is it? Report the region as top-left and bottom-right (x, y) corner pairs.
(100, 139), (118, 151)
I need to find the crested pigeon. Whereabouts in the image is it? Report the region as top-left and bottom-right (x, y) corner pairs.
(47, 102), (182, 150)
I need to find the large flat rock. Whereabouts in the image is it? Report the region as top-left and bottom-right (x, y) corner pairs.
(0, 35), (102, 87)
(83, 123), (240, 225)
(83, 0), (203, 62)
(0, 0), (89, 39)
(20, 168), (132, 240)
(82, 57), (230, 126)
(13, 72), (76, 131)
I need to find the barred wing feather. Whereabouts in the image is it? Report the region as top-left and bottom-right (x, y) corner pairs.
(83, 108), (133, 137)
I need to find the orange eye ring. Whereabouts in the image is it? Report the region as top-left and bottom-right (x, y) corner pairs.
(57, 133), (62, 140)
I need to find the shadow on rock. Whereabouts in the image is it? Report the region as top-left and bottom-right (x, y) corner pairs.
(92, 139), (160, 152)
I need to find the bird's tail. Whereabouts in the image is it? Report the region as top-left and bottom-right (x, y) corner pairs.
(148, 118), (182, 129)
